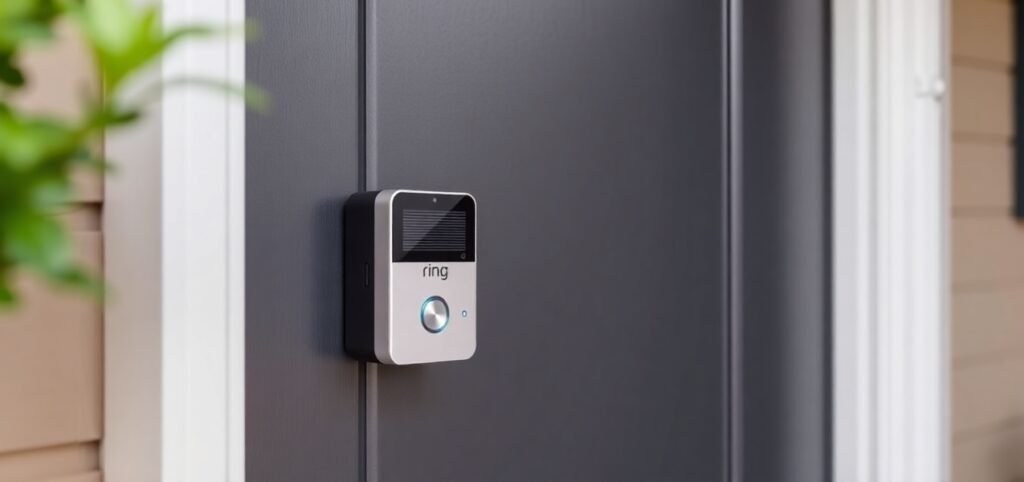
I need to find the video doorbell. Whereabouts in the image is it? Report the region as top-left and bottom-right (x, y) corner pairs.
(344, 190), (477, 365)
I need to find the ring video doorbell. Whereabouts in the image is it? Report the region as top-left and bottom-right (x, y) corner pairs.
(344, 190), (477, 365)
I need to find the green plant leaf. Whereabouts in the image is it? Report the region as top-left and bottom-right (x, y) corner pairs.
(0, 282), (15, 306)
(71, 148), (113, 172)
(4, 212), (74, 276)
(27, 178), (71, 209)
(0, 107), (78, 170)
(72, 0), (136, 54)
(87, 104), (139, 128)
(160, 77), (269, 112)
(0, 0), (59, 49)
(0, 52), (25, 87)
(54, 266), (104, 297)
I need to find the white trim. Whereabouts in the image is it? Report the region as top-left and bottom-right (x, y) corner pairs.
(833, 0), (875, 478)
(833, 0), (949, 481)
(103, 0), (245, 480)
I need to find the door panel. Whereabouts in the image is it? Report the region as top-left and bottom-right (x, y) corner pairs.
(246, 2), (362, 481)
(246, 0), (832, 480)
(371, 1), (725, 480)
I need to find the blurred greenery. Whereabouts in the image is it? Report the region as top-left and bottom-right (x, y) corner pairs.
(0, 0), (260, 306)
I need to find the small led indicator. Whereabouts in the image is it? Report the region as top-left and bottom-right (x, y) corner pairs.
(461, 310), (468, 318)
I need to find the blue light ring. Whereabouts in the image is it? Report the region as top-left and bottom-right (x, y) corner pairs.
(420, 295), (449, 333)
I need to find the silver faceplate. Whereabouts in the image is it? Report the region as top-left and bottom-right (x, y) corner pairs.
(374, 189), (477, 365)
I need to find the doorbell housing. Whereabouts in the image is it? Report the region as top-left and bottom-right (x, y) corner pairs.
(344, 190), (477, 365)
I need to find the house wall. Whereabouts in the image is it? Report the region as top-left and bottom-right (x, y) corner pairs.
(950, 0), (1024, 480)
(0, 25), (103, 482)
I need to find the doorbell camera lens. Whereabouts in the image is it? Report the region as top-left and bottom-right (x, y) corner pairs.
(344, 190), (477, 365)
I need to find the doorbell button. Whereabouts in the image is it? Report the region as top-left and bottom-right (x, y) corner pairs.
(421, 296), (449, 333)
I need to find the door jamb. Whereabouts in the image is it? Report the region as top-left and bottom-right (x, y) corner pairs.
(102, 0), (246, 480)
(833, 0), (950, 480)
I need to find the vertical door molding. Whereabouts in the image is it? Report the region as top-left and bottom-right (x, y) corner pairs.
(735, 0), (831, 480)
(832, 0), (877, 478)
(103, 0), (246, 480)
(833, 0), (949, 480)
(244, 0), (363, 480)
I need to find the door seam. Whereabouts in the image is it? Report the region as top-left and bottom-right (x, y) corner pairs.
(724, 0), (743, 480)
(359, 1), (380, 482)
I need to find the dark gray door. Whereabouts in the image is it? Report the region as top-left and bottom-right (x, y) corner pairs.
(246, 1), (830, 481)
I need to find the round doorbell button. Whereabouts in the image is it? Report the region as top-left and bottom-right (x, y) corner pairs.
(421, 296), (449, 333)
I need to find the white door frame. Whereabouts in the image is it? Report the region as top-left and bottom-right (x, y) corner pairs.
(833, 0), (950, 481)
(103, 0), (246, 480)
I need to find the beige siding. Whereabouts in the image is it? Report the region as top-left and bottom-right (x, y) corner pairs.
(953, 288), (1024, 363)
(955, 426), (1024, 482)
(0, 444), (99, 482)
(952, 218), (1024, 287)
(953, 66), (1014, 140)
(954, 357), (1024, 433)
(952, 0), (1024, 480)
(952, 143), (1013, 211)
(953, 0), (1014, 66)
(0, 24), (103, 482)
